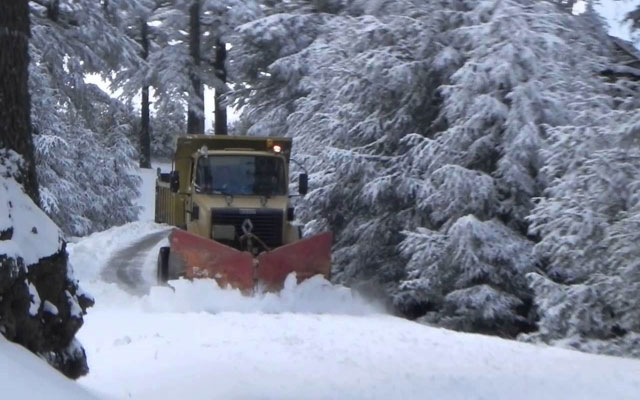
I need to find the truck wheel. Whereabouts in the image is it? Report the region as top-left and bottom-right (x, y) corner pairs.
(157, 246), (170, 284)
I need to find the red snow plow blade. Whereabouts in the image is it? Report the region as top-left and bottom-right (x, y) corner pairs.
(168, 229), (332, 292)
(257, 232), (332, 291)
(169, 229), (254, 289)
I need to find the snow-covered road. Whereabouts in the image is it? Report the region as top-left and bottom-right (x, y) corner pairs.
(58, 167), (640, 399)
(100, 229), (170, 295)
(67, 221), (640, 400)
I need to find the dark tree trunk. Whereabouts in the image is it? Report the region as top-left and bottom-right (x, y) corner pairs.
(187, 0), (205, 134)
(47, 0), (60, 22)
(214, 38), (228, 136)
(0, 0), (40, 204)
(1, 2), (92, 381)
(140, 19), (151, 168)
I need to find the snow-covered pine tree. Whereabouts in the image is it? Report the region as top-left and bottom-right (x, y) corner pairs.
(113, 0), (260, 141)
(233, 0), (636, 340)
(188, 0), (261, 134)
(150, 100), (186, 159)
(106, 0), (185, 162)
(523, 106), (640, 356)
(106, 0), (159, 167)
(231, 0), (452, 310)
(520, 6), (640, 355)
(30, 0), (141, 236)
(229, 0), (343, 138)
(395, 0), (587, 334)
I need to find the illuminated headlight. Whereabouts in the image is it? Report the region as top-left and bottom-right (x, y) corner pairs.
(273, 145), (282, 153)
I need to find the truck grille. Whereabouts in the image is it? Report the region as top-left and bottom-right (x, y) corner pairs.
(211, 208), (283, 250)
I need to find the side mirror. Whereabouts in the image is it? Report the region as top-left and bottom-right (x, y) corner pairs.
(299, 173), (308, 196)
(170, 171), (180, 193)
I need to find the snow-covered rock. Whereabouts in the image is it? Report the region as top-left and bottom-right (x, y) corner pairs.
(1, 151), (93, 379)
(0, 175), (61, 265)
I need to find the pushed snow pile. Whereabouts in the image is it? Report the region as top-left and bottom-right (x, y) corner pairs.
(0, 336), (95, 399)
(69, 221), (382, 315)
(145, 274), (381, 315)
(0, 177), (61, 266)
(69, 221), (170, 282)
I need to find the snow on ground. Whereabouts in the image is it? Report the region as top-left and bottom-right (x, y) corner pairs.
(78, 310), (640, 400)
(0, 164), (165, 400)
(69, 221), (169, 286)
(5, 163), (640, 399)
(67, 222), (640, 400)
(0, 335), (95, 399)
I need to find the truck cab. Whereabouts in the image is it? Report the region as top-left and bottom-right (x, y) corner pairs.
(156, 135), (307, 255)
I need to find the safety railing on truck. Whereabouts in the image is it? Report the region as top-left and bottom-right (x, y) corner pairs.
(155, 173), (186, 229)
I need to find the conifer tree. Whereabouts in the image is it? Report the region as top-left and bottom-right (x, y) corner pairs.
(30, 0), (141, 235)
(0, 0), (39, 203)
(231, 0), (639, 342)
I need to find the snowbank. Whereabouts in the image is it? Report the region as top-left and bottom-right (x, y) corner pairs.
(143, 274), (379, 315)
(69, 220), (381, 316)
(78, 305), (640, 400)
(0, 322), (95, 399)
(68, 221), (170, 283)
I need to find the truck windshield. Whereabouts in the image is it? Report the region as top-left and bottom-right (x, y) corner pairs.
(194, 155), (286, 196)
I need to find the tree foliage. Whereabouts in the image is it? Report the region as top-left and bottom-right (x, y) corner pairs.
(30, 0), (141, 236)
(231, 0), (640, 347)
(13, 0), (640, 358)
(112, 0), (260, 139)
(522, 65), (640, 356)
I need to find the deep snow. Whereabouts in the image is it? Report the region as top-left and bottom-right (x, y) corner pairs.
(69, 167), (640, 399)
(4, 166), (640, 399)
(0, 336), (95, 399)
(69, 220), (640, 399)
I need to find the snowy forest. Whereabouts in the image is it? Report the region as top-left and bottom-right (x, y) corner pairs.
(2, 0), (640, 381)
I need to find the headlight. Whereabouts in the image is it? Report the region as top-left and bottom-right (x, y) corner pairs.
(212, 224), (235, 240)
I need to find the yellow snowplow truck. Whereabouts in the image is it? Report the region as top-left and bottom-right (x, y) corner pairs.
(155, 135), (332, 292)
